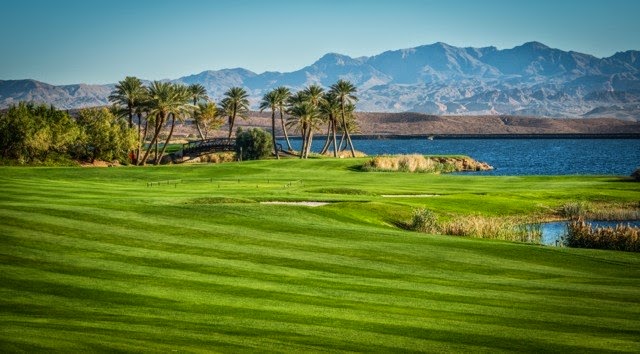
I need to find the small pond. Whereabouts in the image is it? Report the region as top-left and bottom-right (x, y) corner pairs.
(539, 220), (640, 246)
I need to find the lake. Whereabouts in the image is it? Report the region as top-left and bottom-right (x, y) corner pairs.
(281, 137), (640, 175)
(539, 220), (640, 246)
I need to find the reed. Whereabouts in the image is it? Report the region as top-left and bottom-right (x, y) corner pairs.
(566, 218), (640, 252)
(362, 154), (448, 173)
(409, 209), (542, 243)
(560, 201), (640, 221)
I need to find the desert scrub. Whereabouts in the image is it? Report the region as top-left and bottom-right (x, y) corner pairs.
(560, 201), (640, 221)
(439, 215), (542, 243)
(410, 208), (439, 233)
(361, 154), (492, 173)
(566, 218), (640, 252)
(409, 209), (541, 243)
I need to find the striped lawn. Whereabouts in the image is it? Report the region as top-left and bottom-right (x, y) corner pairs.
(1, 160), (640, 352)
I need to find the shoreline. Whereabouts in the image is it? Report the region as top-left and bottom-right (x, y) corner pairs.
(280, 133), (640, 140)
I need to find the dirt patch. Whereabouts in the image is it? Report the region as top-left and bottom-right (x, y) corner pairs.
(80, 160), (121, 167)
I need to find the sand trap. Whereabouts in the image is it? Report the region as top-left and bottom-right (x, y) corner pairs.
(261, 201), (330, 207)
(381, 194), (439, 198)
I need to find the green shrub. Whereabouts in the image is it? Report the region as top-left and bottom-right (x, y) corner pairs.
(632, 168), (640, 181)
(560, 201), (589, 220)
(235, 128), (272, 161)
(410, 208), (439, 233)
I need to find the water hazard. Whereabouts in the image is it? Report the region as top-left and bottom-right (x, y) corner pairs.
(281, 138), (640, 175)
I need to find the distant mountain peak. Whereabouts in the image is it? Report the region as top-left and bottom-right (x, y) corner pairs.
(2, 41), (639, 119)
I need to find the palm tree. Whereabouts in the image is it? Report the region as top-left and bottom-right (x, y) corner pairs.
(109, 76), (146, 129)
(221, 87), (250, 140)
(259, 90), (280, 159)
(302, 84), (325, 108)
(156, 84), (190, 164)
(109, 76), (147, 163)
(188, 84), (208, 140)
(319, 93), (341, 157)
(287, 101), (321, 159)
(274, 86), (292, 150)
(329, 80), (358, 157)
(139, 82), (190, 165)
(194, 102), (221, 140)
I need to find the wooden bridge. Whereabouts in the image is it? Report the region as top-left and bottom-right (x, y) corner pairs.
(182, 138), (236, 155)
(181, 138), (284, 156)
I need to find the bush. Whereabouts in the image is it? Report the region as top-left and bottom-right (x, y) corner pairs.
(566, 218), (640, 252)
(235, 128), (272, 161)
(632, 168), (640, 181)
(560, 201), (589, 220)
(410, 208), (439, 233)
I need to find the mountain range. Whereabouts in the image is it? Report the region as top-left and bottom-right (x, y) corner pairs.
(2, 41), (639, 119)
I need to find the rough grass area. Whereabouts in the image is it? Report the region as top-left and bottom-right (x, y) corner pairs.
(567, 218), (640, 252)
(362, 154), (493, 173)
(1, 160), (639, 352)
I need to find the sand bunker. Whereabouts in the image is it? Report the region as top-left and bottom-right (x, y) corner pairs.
(261, 201), (330, 207)
(381, 194), (439, 198)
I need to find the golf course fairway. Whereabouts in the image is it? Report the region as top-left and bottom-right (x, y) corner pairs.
(1, 159), (639, 352)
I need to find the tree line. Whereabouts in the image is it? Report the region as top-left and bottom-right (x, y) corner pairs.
(0, 77), (360, 165)
(108, 76), (360, 163)
(0, 103), (135, 165)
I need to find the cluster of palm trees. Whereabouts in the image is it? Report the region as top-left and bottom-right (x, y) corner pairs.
(109, 77), (248, 165)
(259, 79), (358, 159)
(109, 76), (358, 164)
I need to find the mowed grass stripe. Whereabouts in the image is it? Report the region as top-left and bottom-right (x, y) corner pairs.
(3, 253), (640, 344)
(1, 203), (621, 283)
(5, 209), (640, 317)
(2, 163), (640, 351)
(3, 278), (638, 353)
(3, 209), (640, 320)
(2, 218), (636, 332)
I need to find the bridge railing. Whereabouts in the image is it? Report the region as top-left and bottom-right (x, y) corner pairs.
(182, 138), (236, 155)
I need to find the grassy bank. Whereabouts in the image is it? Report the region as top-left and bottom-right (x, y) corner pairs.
(1, 159), (640, 352)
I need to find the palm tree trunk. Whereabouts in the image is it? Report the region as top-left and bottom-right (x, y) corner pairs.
(195, 120), (205, 140)
(193, 98), (205, 140)
(271, 109), (279, 160)
(140, 114), (163, 166)
(341, 105), (356, 157)
(320, 120), (332, 155)
(135, 113), (145, 165)
(155, 113), (176, 165)
(299, 123), (308, 159)
(332, 118), (339, 158)
(280, 109), (293, 151)
(306, 131), (314, 159)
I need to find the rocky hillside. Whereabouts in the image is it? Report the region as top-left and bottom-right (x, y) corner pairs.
(2, 41), (639, 118)
(168, 112), (640, 139)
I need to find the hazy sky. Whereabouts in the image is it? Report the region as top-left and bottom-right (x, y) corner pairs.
(2, 0), (639, 85)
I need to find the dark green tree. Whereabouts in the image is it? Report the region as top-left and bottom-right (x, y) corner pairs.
(235, 127), (272, 161)
(74, 107), (136, 163)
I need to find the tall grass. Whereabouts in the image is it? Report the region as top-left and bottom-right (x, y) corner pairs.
(566, 218), (640, 252)
(409, 209), (542, 243)
(363, 154), (442, 173)
(560, 201), (640, 221)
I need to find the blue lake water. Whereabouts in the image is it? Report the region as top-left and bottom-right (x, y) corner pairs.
(540, 220), (640, 245)
(281, 138), (640, 175)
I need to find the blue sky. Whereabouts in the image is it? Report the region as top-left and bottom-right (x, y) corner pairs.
(2, 0), (639, 85)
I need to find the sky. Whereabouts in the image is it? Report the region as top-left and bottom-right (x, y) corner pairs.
(2, 0), (639, 85)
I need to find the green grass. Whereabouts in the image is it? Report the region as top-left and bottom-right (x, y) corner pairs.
(1, 159), (640, 352)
